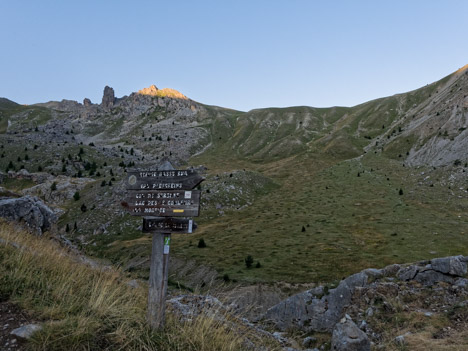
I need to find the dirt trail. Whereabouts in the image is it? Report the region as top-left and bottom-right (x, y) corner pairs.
(0, 302), (35, 351)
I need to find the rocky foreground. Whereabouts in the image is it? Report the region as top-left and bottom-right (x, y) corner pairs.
(0, 193), (467, 350)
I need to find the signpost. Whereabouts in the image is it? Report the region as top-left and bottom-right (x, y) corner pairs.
(123, 162), (203, 330)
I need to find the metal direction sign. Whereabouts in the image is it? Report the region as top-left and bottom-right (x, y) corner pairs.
(126, 170), (204, 191)
(122, 190), (200, 217)
(143, 217), (197, 234)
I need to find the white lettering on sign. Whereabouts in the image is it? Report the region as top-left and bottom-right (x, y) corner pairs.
(151, 183), (183, 189)
(137, 171), (190, 178)
(142, 208), (166, 214)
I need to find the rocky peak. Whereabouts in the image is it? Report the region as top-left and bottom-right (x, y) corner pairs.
(101, 86), (115, 108)
(137, 84), (187, 99)
(138, 84), (159, 96)
(83, 98), (92, 107)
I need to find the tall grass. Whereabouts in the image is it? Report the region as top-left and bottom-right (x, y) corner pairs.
(0, 222), (268, 350)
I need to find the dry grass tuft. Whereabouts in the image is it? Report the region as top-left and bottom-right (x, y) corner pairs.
(0, 222), (271, 350)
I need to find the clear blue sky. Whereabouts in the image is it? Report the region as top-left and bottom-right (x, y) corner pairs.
(1, 0), (467, 111)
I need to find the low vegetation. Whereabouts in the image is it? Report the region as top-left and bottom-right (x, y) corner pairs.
(0, 222), (271, 350)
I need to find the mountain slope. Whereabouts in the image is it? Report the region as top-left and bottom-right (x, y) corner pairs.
(0, 68), (467, 285)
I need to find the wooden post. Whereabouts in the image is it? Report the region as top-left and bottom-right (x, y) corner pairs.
(147, 232), (171, 329)
(121, 159), (203, 330)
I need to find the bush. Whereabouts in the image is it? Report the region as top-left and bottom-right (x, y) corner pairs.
(197, 238), (206, 248)
(73, 192), (80, 201)
(50, 182), (57, 191)
(245, 255), (254, 269)
(255, 262), (262, 268)
(399, 188), (403, 195)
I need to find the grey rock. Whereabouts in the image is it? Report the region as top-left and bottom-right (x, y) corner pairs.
(394, 332), (411, 346)
(264, 272), (368, 332)
(101, 86), (115, 108)
(455, 278), (468, 287)
(381, 263), (401, 277)
(126, 279), (139, 288)
(362, 268), (383, 279)
(331, 318), (370, 351)
(359, 320), (367, 330)
(414, 269), (454, 286)
(397, 265), (419, 281)
(431, 256), (467, 276)
(83, 98), (92, 106)
(11, 324), (42, 340)
(303, 336), (317, 348)
(0, 196), (57, 235)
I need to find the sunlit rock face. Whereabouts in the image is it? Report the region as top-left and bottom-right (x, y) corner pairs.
(138, 84), (187, 99)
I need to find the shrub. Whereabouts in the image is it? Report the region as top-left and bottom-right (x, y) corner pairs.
(197, 238), (206, 248)
(50, 182), (57, 191)
(73, 192), (80, 201)
(245, 255), (254, 269)
(399, 188), (403, 195)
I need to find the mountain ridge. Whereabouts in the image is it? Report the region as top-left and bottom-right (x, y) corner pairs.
(0, 65), (466, 286)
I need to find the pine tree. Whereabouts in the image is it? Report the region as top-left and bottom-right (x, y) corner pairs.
(245, 255), (254, 269)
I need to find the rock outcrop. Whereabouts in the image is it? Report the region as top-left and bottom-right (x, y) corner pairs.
(83, 98), (92, 106)
(0, 196), (57, 235)
(138, 84), (159, 96)
(263, 255), (468, 333)
(101, 86), (115, 109)
(331, 316), (370, 351)
(264, 272), (369, 332)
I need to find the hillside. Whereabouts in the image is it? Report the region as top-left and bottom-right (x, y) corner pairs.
(0, 67), (467, 288)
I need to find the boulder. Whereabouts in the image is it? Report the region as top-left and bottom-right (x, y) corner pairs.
(331, 317), (370, 351)
(11, 324), (42, 340)
(414, 269), (454, 286)
(101, 86), (115, 109)
(397, 265), (419, 281)
(0, 196), (57, 235)
(430, 256), (467, 276)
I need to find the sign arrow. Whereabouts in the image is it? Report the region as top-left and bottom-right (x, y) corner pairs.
(126, 169), (204, 190)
